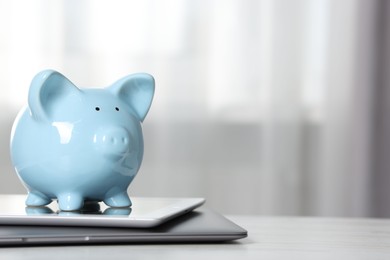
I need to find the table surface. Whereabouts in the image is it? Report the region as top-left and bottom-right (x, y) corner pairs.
(1, 215), (390, 260)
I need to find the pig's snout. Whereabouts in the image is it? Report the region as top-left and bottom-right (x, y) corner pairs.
(94, 127), (131, 156)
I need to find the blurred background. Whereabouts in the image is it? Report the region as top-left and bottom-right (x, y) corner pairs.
(0, 0), (389, 217)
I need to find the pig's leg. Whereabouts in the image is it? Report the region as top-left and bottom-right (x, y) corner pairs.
(57, 193), (84, 211)
(26, 191), (51, 206)
(104, 192), (132, 208)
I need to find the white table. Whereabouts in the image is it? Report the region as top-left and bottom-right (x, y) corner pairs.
(1, 215), (390, 260)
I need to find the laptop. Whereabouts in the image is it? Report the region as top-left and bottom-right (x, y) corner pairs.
(0, 208), (247, 246)
(0, 195), (247, 246)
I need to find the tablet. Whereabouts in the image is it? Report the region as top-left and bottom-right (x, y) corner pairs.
(0, 195), (205, 228)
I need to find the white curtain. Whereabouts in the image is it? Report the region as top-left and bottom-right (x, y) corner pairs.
(0, 0), (383, 216)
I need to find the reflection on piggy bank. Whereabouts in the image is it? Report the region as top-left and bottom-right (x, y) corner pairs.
(10, 70), (154, 211)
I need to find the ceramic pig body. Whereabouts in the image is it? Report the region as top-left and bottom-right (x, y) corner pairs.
(10, 70), (154, 211)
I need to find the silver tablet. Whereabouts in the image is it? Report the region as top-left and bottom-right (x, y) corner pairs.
(0, 195), (205, 228)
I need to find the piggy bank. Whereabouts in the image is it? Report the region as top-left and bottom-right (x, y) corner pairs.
(10, 70), (155, 211)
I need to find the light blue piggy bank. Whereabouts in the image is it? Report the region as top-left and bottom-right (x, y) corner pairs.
(10, 70), (155, 211)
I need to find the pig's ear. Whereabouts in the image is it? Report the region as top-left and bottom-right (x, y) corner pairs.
(109, 73), (155, 122)
(28, 70), (81, 121)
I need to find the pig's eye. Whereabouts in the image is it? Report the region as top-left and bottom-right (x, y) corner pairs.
(95, 107), (100, 111)
(115, 107), (120, 111)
